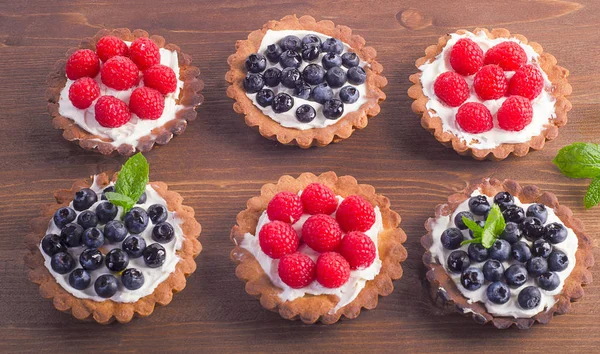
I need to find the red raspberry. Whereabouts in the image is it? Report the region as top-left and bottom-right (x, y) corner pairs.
(301, 214), (343, 252)
(449, 38), (484, 76)
(258, 220), (299, 259)
(94, 96), (131, 128)
(484, 41), (527, 71)
(278, 252), (316, 289)
(68, 77), (100, 109)
(316, 252), (350, 288)
(65, 49), (100, 80)
(95, 36), (129, 62)
(129, 87), (165, 120)
(143, 64), (177, 95)
(100, 56), (140, 91)
(455, 102), (494, 134)
(473, 64), (508, 100)
(497, 96), (533, 132)
(336, 195), (375, 232)
(301, 183), (338, 215)
(507, 64), (544, 100)
(129, 37), (161, 71)
(338, 231), (377, 270)
(433, 72), (469, 107)
(266, 191), (303, 223)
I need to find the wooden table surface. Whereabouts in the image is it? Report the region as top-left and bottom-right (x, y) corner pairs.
(1, 0), (599, 352)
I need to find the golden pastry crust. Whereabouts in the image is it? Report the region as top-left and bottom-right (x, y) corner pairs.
(421, 178), (594, 329)
(230, 172), (407, 324)
(24, 173), (202, 324)
(408, 28), (572, 160)
(225, 15), (387, 148)
(47, 28), (204, 156)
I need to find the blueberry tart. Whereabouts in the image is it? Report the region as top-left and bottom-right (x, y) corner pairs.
(408, 28), (572, 160)
(230, 172), (407, 324)
(226, 15), (387, 148)
(47, 28), (204, 156)
(422, 178), (593, 328)
(24, 154), (202, 323)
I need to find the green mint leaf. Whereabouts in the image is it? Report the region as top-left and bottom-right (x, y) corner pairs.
(481, 204), (505, 248)
(114, 153), (149, 205)
(553, 142), (600, 179)
(460, 238), (482, 246)
(105, 191), (135, 212)
(584, 177), (600, 209)
(462, 216), (483, 238)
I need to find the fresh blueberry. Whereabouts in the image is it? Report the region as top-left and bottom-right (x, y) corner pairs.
(301, 34), (322, 47)
(441, 228), (464, 250)
(322, 99), (344, 119)
(521, 217), (544, 241)
(527, 256), (548, 277)
(311, 83), (334, 104)
(293, 81), (311, 99)
(245, 53), (267, 73)
(279, 50), (302, 69)
(143, 243), (167, 268)
(504, 264), (528, 288)
(518, 286), (541, 309)
(502, 205), (525, 224)
(136, 192), (147, 204)
(548, 250), (569, 271)
(468, 243), (489, 262)
(341, 52), (360, 68)
(94, 274), (118, 298)
(301, 43), (321, 61)
(280, 35), (301, 51)
(60, 223), (83, 247)
(41, 234), (68, 256)
(526, 203), (548, 223)
(243, 73), (264, 94)
(271, 93), (294, 113)
(447, 250), (470, 273)
(489, 239), (511, 261)
(122, 235), (147, 258)
(347, 66), (366, 84)
(82, 227), (104, 248)
(265, 43), (283, 63)
(321, 53), (342, 69)
(50, 252), (75, 274)
(77, 210), (98, 229)
(537, 272), (560, 291)
(147, 204), (168, 224)
(105, 248), (129, 272)
(482, 259), (505, 282)
(302, 64), (326, 85)
(121, 268), (145, 290)
(68, 268), (91, 290)
(152, 222), (175, 243)
(511, 241), (532, 263)
(79, 248), (104, 271)
(544, 222), (568, 244)
(256, 89), (275, 107)
(531, 239), (553, 258)
(280, 67), (302, 88)
(53, 207), (76, 228)
(468, 195), (490, 216)
(339, 86), (360, 104)
(325, 67), (347, 88)
(454, 211), (475, 230)
(487, 281), (511, 304)
(461, 267), (484, 291)
(124, 207), (149, 234)
(295, 104), (316, 123)
(95, 201), (117, 224)
(263, 67), (281, 87)
(321, 37), (343, 54)
(73, 188), (98, 211)
(101, 186), (115, 200)
(103, 220), (127, 243)
(494, 191), (514, 210)
(500, 221), (521, 244)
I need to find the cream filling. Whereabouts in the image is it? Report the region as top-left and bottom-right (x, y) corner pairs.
(418, 30), (556, 149)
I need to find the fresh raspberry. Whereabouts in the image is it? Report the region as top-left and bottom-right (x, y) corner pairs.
(258, 220), (299, 259)
(433, 72), (469, 107)
(497, 96), (533, 132)
(455, 102), (494, 134)
(65, 49), (100, 80)
(338, 231), (377, 270)
(94, 96), (131, 128)
(336, 195), (375, 232)
(100, 56), (140, 90)
(95, 36), (129, 62)
(143, 64), (177, 95)
(129, 37), (160, 71)
(316, 252), (350, 288)
(129, 87), (165, 120)
(301, 183), (338, 215)
(278, 252), (316, 288)
(68, 77), (100, 109)
(507, 64), (544, 100)
(473, 64), (508, 100)
(484, 41), (527, 71)
(449, 38), (484, 76)
(301, 214), (343, 252)
(266, 192), (303, 223)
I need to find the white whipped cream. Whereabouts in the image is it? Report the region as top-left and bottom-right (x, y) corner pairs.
(418, 31), (556, 149)
(239, 194), (383, 313)
(429, 189), (577, 318)
(247, 29), (368, 130)
(40, 176), (184, 303)
(58, 41), (185, 147)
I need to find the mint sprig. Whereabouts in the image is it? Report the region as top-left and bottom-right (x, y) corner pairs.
(553, 142), (600, 208)
(105, 153), (149, 213)
(460, 204), (506, 248)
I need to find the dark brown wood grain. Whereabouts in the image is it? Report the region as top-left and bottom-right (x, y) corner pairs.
(1, 0), (599, 352)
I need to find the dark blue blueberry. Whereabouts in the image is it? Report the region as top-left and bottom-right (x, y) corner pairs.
(73, 188), (98, 211)
(527, 256), (548, 277)
(544, 222), (568, 244)
(447, 250), (470, 273)
(279, 50), (302, 69)
(511, 241), (532, 263)
(441, 228), (464, 250)
(321, 37), (343, 54)
(265, 43), (283, 63)
(104, 220), (128, 243)
(105, 248), (129, 272)
(137, 192), (147, 204)
(256, 89), (275, 107)
(293, 81), (312, 99)
(41, 234), (68, 256)
(101, 186), (115, 200)
(500, 221), (521, 244)
(487, 281), (511, 304)
(482, 259), (505, 282)
(245, 53), (267, 73)
(280, 67), (302, 88)
(339, 86), (359, 104)
(537, 272), (560, 291)
(243, 73), (264, 94)
(548, 250), (569, 272)
(152, 222), (175, 243)
(341, 52), (360, 68)
(502, 205), (525, 224)
(468, 243), (489, 262)
(325, 67), (347, 88)
(490, 239), (511, 261)
(53, 207), (76, 228)
(322, 99), (344, 120)
(280, 35), (301, 51)
(468, 195), (490, 216)
(460, 267), (484, 291)
(454, 211), (474, 230)
(147, 204), (168, 224)
(82, 227), (104, 248)
(95, 201), (117, 224)
(531, 239), (553, 258)
(301, 34), (321, 47)
(263, 67), (281, 87)
(60, 223), (83, 247)
(321, 53), (342, 69)
(123, 207), (149, 234)
(311, 83), (334, 104)
(521, 217), (544, 241)
(518, 286), (541, 309)
(301, 43), (321, 61)
(94, 274), (118, 298)
(143, 243), (167, 268)
(494, 192), (514, 210)
(79, 248), (104, 271)
(526, 203), (548, 223)
(77, 210), (98, 229)
(295, 104), (316, 123)
(122, 235), (147, 259)
(504, 264), (528, 288)
(68, 268), (91, 290)
(302, 64), (326, 85)
(121, 268), (145, 290)
(271, 93), (294, 113)
(50, 252), (75, 274)
(347, 66), (366, 84)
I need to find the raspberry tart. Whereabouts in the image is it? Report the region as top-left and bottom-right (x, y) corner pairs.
(47, 28), (204, 155)
(225, 15), (387, 148)
(408, 28), (572, 160)
(422, 178), (594, 328)
(230, 172), (407, 324)
(24, 154), (202, 323)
